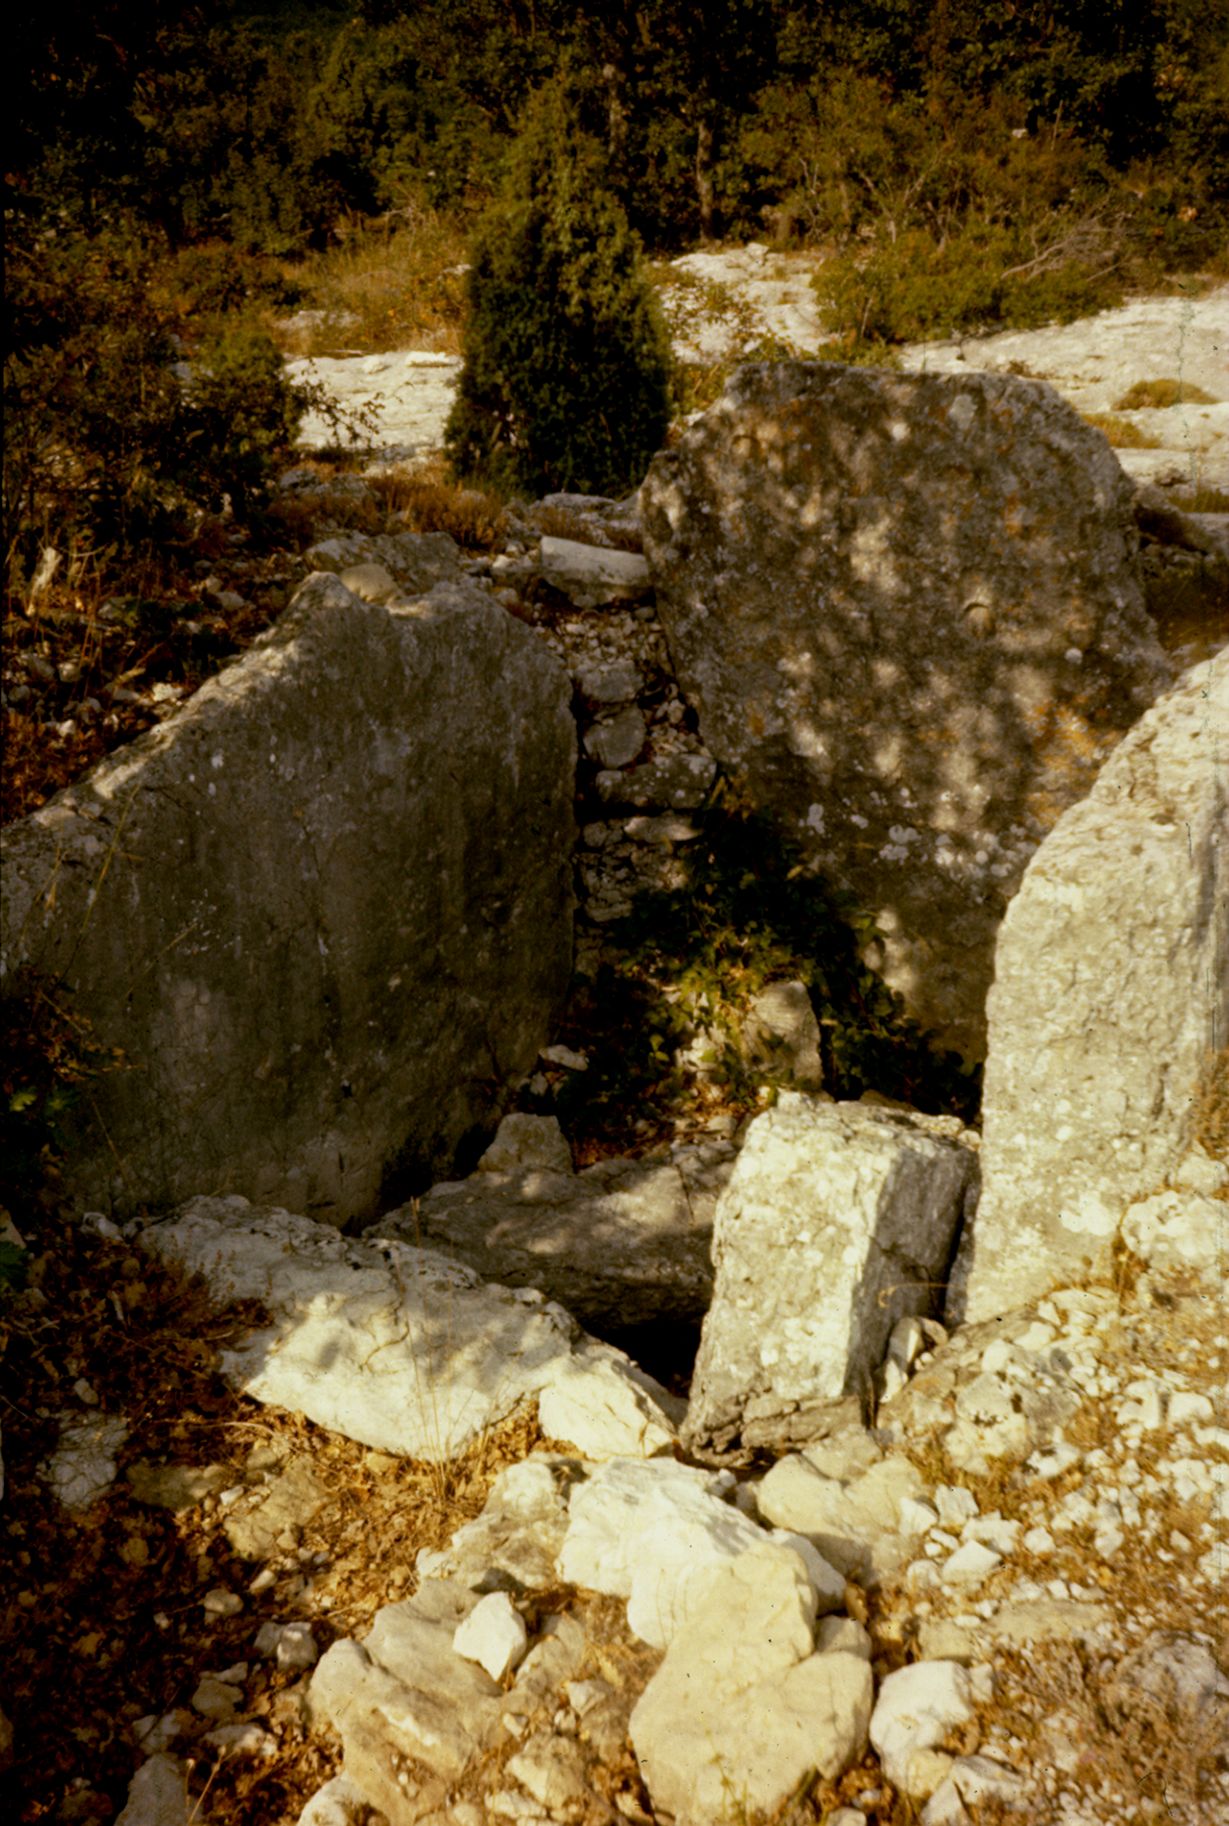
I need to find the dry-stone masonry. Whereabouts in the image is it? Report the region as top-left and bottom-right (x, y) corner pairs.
(956, 648), (1228, 1323)
(642, 362), (1172, 1059)
(684, 1095), (978, 1458)
(0, 565), (575, 1222)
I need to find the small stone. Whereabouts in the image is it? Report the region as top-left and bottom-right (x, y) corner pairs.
(202, 1587), (242, 1618)
(453, 1592), (529, 1682)
(190, 1674), (242, 1721)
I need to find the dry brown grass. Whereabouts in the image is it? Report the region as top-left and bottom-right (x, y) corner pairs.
(1190, 1048), (1229, 1159)
(277, 211), (469, 359)
(368, 463), (508, 551)
(1114, 377), (1221, 410)
(1081, 411), (1163, 449)
(1168, 483), (1229, 512)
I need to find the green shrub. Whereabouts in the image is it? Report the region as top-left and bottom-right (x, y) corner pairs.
(445, 80), (673, 498)
(4, 228), (315, 585)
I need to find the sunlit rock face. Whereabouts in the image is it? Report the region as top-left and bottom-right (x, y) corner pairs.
(642, 363), (1171, 1060)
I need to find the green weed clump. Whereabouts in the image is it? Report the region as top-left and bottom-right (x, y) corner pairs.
(445, 80), (673, 498)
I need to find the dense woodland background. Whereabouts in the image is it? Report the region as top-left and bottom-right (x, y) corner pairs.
(4, 1), (1228, 581)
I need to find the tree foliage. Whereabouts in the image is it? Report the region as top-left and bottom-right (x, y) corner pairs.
(444, 83), (673, 498)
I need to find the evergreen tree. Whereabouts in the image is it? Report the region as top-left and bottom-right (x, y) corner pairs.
(444, 81), (673, 499)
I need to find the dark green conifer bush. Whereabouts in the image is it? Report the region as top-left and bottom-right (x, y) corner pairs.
(445, 81), (673, 499)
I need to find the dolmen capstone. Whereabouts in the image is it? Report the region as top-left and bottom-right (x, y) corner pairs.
(642, 362), (1172, 1061)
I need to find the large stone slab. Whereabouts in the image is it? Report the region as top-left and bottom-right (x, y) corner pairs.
(642, 362), (1171, 1059)
(0, 573), (574, 1222)
(684, 1096), (977, 1458)
(387, 1151), (717, 1334)
(140, 1199), (679, 1461)
(954, 650), (1228, 1322)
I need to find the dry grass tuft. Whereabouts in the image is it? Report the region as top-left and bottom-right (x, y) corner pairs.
(1190, 1048), (1229, 1160)
(1113, 377), (1221, 410)
(368, 464), (508, 551)
(1081, 411), (1163, 449)
(1168, 483), (1229, 512)
(277, 211), (469, 358)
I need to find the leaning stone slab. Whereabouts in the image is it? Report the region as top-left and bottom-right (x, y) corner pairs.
(643, 362), (1170, 1059)
(389, 1152), (716, 1333)
(630, 1545), (872, 1825)
(140, 1199), (678, 1461)
(954, 650), (1228, 1323)
(684, 1096), (977, 1458)
(0, 573), (574, 1222)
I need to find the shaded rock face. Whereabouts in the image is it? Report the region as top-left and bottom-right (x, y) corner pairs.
(0, 572), (575, 1222)
(954, 649), (1228, 1323)
(642, 362), (1171, 1060)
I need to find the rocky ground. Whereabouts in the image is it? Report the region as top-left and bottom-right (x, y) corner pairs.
(2, 271), (1227, 1826)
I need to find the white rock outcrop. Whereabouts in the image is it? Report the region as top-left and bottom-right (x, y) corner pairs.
(140, 1199), (678, 1460)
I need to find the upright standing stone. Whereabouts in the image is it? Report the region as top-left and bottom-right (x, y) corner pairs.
(643, 363), (1170, 1059)
(955, 650), (1228, 1321)
(684, 1095), (977, 1458)
(0, 574), (575, 1222)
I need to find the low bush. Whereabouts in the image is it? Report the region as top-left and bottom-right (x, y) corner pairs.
(4, 228), (319, 593)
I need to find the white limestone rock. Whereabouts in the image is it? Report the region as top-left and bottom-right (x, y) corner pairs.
(684, 1096), (976, 1457)
(115, 1754), (187, 1826)
(557, 1456), (844, 1649)
(310, 1582), (501, 1820)
(870, 1661), (994, 1797)
(741, 979), (824, 1088)
(141, 1201), (675, 1461)
(476, 1114), (573, 1177)
(956, 650), (1228, 1322)
(538, 536), (651, 607)
(754, 1448), (927, 1586)
(44, 1415), (129, 1511)
(453, 1593), (529, 1682)
(630, 1545), (872, 1824)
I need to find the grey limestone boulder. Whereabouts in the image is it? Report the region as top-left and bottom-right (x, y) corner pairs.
(684, 1095), (978, 1458)
(643, 362), (1171, 1060)
(0, 572), (574, 1222)
(304, 527), (464, 596)
(955, 649), (1228, 1323)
